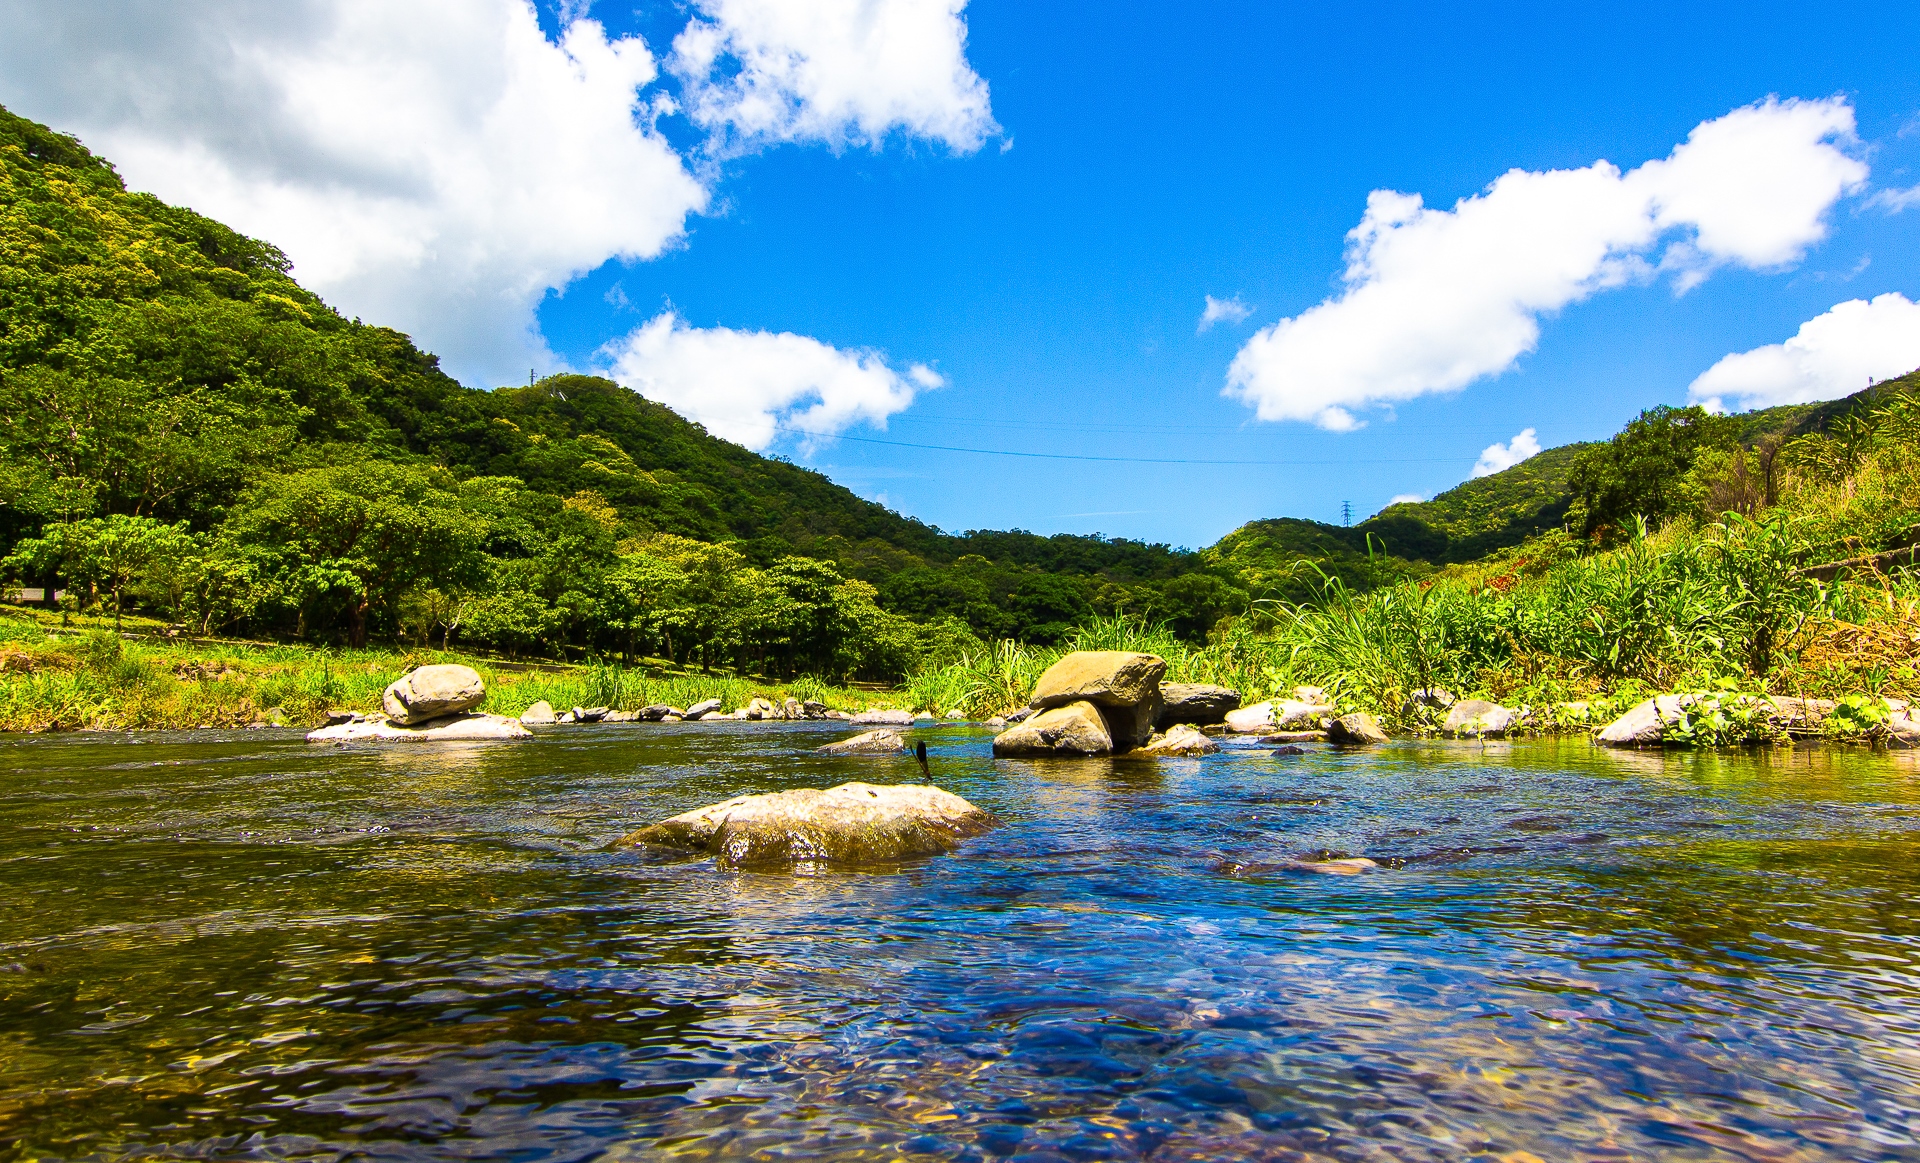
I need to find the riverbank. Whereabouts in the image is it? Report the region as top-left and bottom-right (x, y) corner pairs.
(0, 614), (900, 732)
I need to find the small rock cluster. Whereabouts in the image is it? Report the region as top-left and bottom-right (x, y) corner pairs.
(519, 695), (845, 726)
(305, 665), (528, 743)
(989, 651), (1388, 757)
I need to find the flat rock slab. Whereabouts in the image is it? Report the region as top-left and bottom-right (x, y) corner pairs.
(619, 782), (994, 868)
(851, 709), (915, 727)
(1157, 683), (1241, 728)
(307, 712), (530, 743)
(1028, 651), (1166, 710)
(816, 730), (909, 755)
(382, 664), (486, 724)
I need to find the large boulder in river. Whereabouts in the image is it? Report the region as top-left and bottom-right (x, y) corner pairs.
(1024, 651), (1165, 749)
(1029, 651), (1166, 710)
(307, 712), (529, 743)
(381, 664), (486, 724)
(618, 782), (994, 868)
(1156, 683), (1241, 728)
(992, 700), (1113, 757)
(816, 730), (909, 755)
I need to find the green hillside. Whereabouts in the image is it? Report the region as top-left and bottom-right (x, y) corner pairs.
(0, 102), (1231, 664)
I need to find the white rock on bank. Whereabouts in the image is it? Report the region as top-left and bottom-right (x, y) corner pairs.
(1443, 699), (1514, 736)
(851, 708), (914, 727)
(520, 700), (557, 724)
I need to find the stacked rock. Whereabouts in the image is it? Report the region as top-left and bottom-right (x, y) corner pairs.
(991, 651), (1167, 757)
(306, 664), (529, 742)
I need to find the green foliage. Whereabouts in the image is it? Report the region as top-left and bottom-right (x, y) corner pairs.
(1660, 685), (1790, 749)
(1363, 442), (1589, 563)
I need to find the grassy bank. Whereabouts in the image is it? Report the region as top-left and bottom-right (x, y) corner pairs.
(0, 615), (900, 732)
(902, 527), (1919, 738)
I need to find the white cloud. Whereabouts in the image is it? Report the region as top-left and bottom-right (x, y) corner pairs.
(669, 0), (996, 154)
(1867, 183), (1920, 213)
(0, 0), (703, 387)
(1226, 98), (1868, 429)
(0, 0), (995, 389)
(1686, 293), (1920, 411)
(602, 312), (936, 450)
(1197, 294), (1253, 333)
(1472, 428), (1542, 478)
(1385, 493), (1428, 506)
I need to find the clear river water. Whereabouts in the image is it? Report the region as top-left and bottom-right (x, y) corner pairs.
(2, 724), (1919, 1162)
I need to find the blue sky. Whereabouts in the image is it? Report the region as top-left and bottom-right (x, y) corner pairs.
(544, 0), (1920, 545)
(4, 0), (1918, 548)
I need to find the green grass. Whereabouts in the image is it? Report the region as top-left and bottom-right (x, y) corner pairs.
(0, 616), (903, 732)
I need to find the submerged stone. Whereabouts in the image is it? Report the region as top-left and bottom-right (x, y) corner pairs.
(1130, 724), (1219, 757)
(619, 782), (994, 868)
(816, 729), (910, 755)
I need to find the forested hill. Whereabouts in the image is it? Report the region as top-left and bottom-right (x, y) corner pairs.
(0, 102), (1217, 664)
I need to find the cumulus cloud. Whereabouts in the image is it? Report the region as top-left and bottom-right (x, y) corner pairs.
(1385, 493), (1428, 506)
(1197, 295), (1253, 333)
(1471, 429), (1542, 478)
(0, 0), (995, 390)
(670, 0), (996, 153)
(0, 0), (706, 387)
(1867, 183), (1920, 213)
(602, 312), (937, 450)
(1686, 293), (1920, 411)
(1226, 98), (1869, 429)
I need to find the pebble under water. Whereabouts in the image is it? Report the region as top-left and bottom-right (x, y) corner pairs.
(2, 724), (1919, 1161)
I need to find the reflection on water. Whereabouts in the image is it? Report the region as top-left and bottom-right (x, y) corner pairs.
(2, 725), (1918, 1160)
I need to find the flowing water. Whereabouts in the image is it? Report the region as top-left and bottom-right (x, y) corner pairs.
(3, 724), (1919, 1162)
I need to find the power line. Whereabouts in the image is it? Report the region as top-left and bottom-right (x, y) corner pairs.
(773, 424), (1477, 467)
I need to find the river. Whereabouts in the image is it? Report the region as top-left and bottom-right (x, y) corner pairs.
(2, 725), (1917, 1161)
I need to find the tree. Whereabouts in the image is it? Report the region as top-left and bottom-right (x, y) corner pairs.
(3, 514), (192, 629)
(1569, 405), (1738, 538)
(227, 460), (481, 647)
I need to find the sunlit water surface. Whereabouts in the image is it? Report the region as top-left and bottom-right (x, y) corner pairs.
(3, 724), (1919, 1161)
